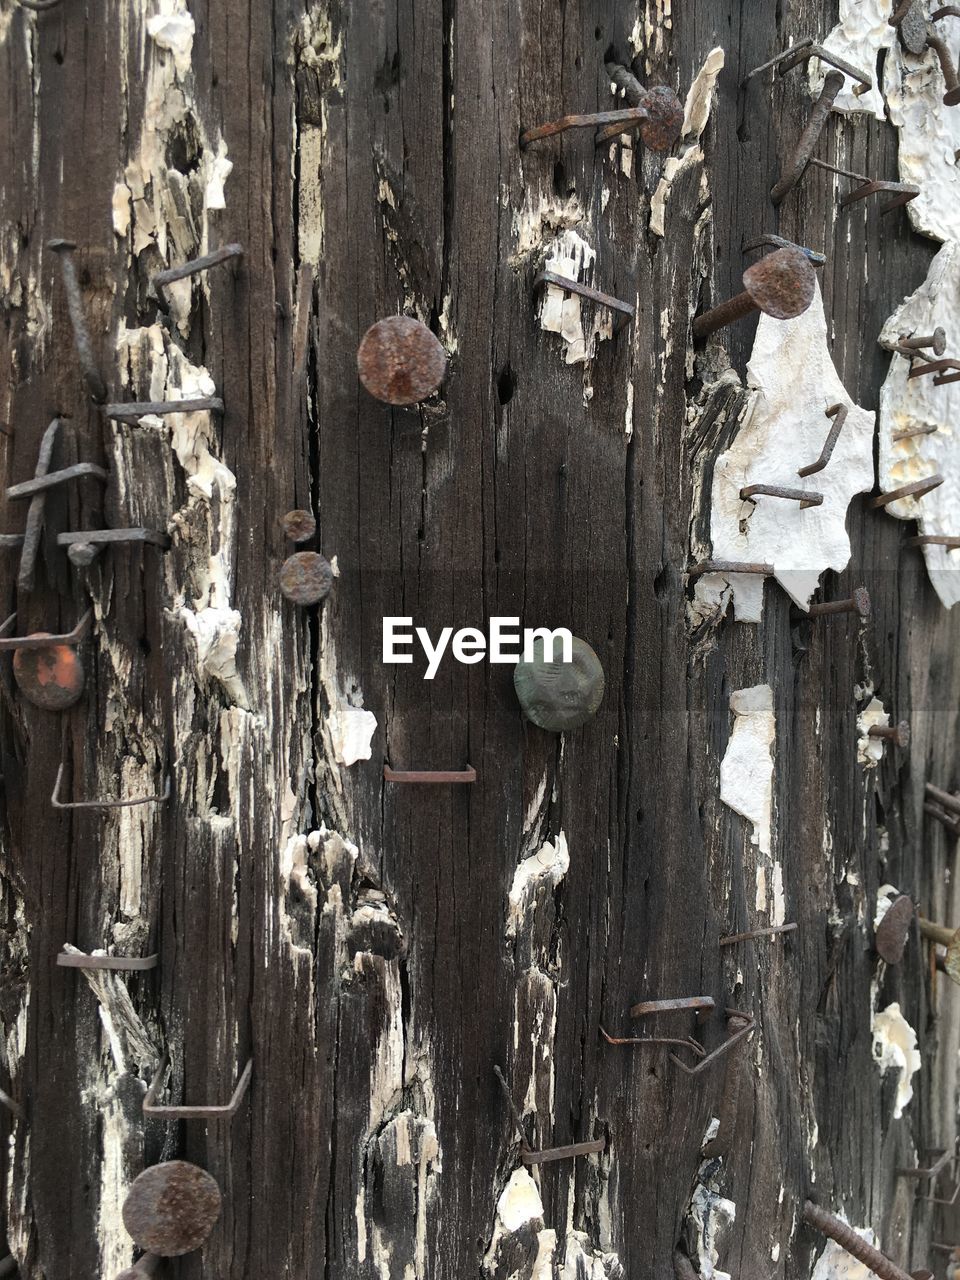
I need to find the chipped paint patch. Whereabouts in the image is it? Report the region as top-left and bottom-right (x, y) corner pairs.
(690, 1181), (736, 1279)
(506, 833), (569, 939)
(812, 1233), (877, 1280)
(318, 607), (378, 769)
(857, 696), (888, 768)
(694, 284), (875, 620)
(872, 1002), (921, 1118)
(878, 243), (960, 606)
(817, 0), (893, 119)
(885, 21), (960, 243)
(511, 195), (586, 263)
(560, 1232), (625, 1278)
(720, 686), (774, 856)
(537, 229), (607, 366)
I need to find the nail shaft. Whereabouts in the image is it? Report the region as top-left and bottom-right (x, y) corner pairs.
(771, 72), (846, 205)
(688, 559), (774, 577)
(907, 534), (960, 547)
(802, 1201), (913, 1280)
(798, 404), (849, 477)
(534, 270), (635, 333)
(520, 108), (648, 148)
(102, 398), (224, 421)
(719, 923), (798, 946)
(153, 243), (243, 311)
(807, 588), (871, 618)
(740, 484), (823, 509)
(926, 783), (960, 816)
(869, 474), (944, 507)
(48, 240), (107, 402)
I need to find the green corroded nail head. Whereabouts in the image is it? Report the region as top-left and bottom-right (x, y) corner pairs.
(513, 636), (605, 732)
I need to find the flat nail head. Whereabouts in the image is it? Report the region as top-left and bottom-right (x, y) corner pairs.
(743, 247), (817, 320)
(280, 552), (333, 606)
(357, 316), (447, 406)
(13, 636), (85, 710)
(281, 509), (317, 543)
(122, 1161), (222, 1257)
(853, 587), (872, 617)
(514, 636), (605, 732)
(876, 894), (915, 965)
(635, 84), (684, 152)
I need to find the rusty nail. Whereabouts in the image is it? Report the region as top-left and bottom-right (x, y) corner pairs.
(807, 588), (871, 618)
(934, 367), (960, 385)
(598, 67), (684, 149)
(869, 474), (944, 507)
(868, 720), (911, 747)
(52, 761), (171, 810)
(898, 327), (948, 357)
(533, 269), (635, 335)
(742, 233), (827, 266)
(670, 1011), (755, 1077)
(892, 0), (931, 52)
(899, 1148), (954, 1181)
(719, 922), (797, 946)
(687, 559), (774, 577)
(927, 31), (960, 105)
(907, 533), (960, 547)
(11, 417), (60, 592)
(630, 995), (716, 1021)
(4, 612), (91, 711)
(493, 1065), (603, 1164)
(798, 404), (849, 478)
(520, 106), (649, 148)
(893, 424), (939, 441)
(116, 1254), (161, 1279)
(6, 460), (108, 502)
(926, 782), (960, 816)
(357, 316), (447, 406)
(890, 0), (917, 21)
(926, 804), (960, 836)
(803, 1201), (915, 1280)
(702, 1020), (749, 1157)
(384, 765), (476, 784)
(152, 243), (243, 313)
(57, 527), (170, 568)
(57, 945), (158, 971)
(279, 551), (334, 606)
(281, 509), (316, 544)
(693, 248), (816, 340)
(47, 239), (107, 402)
(18, 0), (63, 8)
(919, 918), (960, 988)
(0, 608), (91, 651)
(122, 1162), (222, 1257)
(493, 1065), (532, 1149)
(600, 1026), (706, 1056)
(745, 39), (872, 94)
(740, 484), (823, 509)
(103, 398), (224, 421)
(771, 72), (848, 204)
(807, 158), (920, 214)
(908, 357), (960, 379)
(143, 1053), (253, 1120)
(875, 895), (915, 964)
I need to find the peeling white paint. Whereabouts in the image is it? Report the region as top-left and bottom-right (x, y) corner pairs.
(817, 0), (892, 119)
(878, 243), (960, 606)
(720, 686), (774, 856)
(691, 1182), (736, 1280)
(874, 884), (901, 931)
(694, 284), (875, 620)
(812, 1233), (877, 1280)
(651, 47), (724, 239)
(537, 229), (606, 366)
(506, 833), (569, 939)
(856, 696), (888, 768)
(318, 607), (377, 768)
(872, 1002), (921, 1118)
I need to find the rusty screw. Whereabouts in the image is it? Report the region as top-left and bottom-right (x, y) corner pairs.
(868, 720), (911, 748)
(693, 248), (816, 340)
(898, 328), (948, 357)
(279, 551), (333, 606)
(599, 64), (684, 150)
(281, 509), (316, 544)
(122, 1161), (222, 1257)
(802, 1201), (913, 1280)
(808, 588), (871, 618)
(357, 316), (447, 406)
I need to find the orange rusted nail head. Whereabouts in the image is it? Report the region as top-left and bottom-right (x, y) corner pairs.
(12, 634), (85, 710)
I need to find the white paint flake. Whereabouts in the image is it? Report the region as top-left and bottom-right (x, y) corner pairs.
(816, 0), (893, 119)
(874, 884), (901, 931)
(872, 1002), (921, 1118)
(146, 7), (195, 77)
(537, 229), (610, 366)
(720, 686), (774, 856)
(812, 1231), (878, 1280)
(694, 284), (875, 621)
(857, 697), (888, 768)
(878, 243), (960, 607)
(496, 1168), (544, 1232)
(651, 47), (724, 239)
(506, 833), (569, 939)
(885, 17), (960, 243)
(691, 1183), (736, 1280)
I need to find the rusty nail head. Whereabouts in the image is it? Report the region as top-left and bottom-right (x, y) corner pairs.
(852, 587), (872, 617)
(122, 1161), (221, 1257)
(876, 894), (915, 964)
(894, 1), (930, 54)
(280, 551), (333, 605)
(281, 509), (316, 543)
(357, 316), (447, 406)
(634, 84), (684, 151)
(869, 720), (911, 747)
(13, 635), (85, 710)
(744, 248), (817, 319)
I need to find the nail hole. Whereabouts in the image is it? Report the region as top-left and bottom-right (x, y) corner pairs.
(552, 159), (572, 197)
(595, 25), (603, 40)
(53, 49), (64, 65)
(497, 364), (517, 405)
(603, 43), (617, 65)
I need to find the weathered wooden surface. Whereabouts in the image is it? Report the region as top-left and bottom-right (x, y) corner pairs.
(1, 0), (960, 1276)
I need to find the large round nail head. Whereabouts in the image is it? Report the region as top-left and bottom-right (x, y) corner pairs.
(875, 894), (915, 965)
(639, 85), (684, 152)
(514, 636), (605, 732)
(280, 551), (333, 606)
(12, 635), (85, 710)
(743, 247), (816, 321)
(122, 1160), (222, 1257)
(357, 316), (447, 406)
(897, 1), (929, 54)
